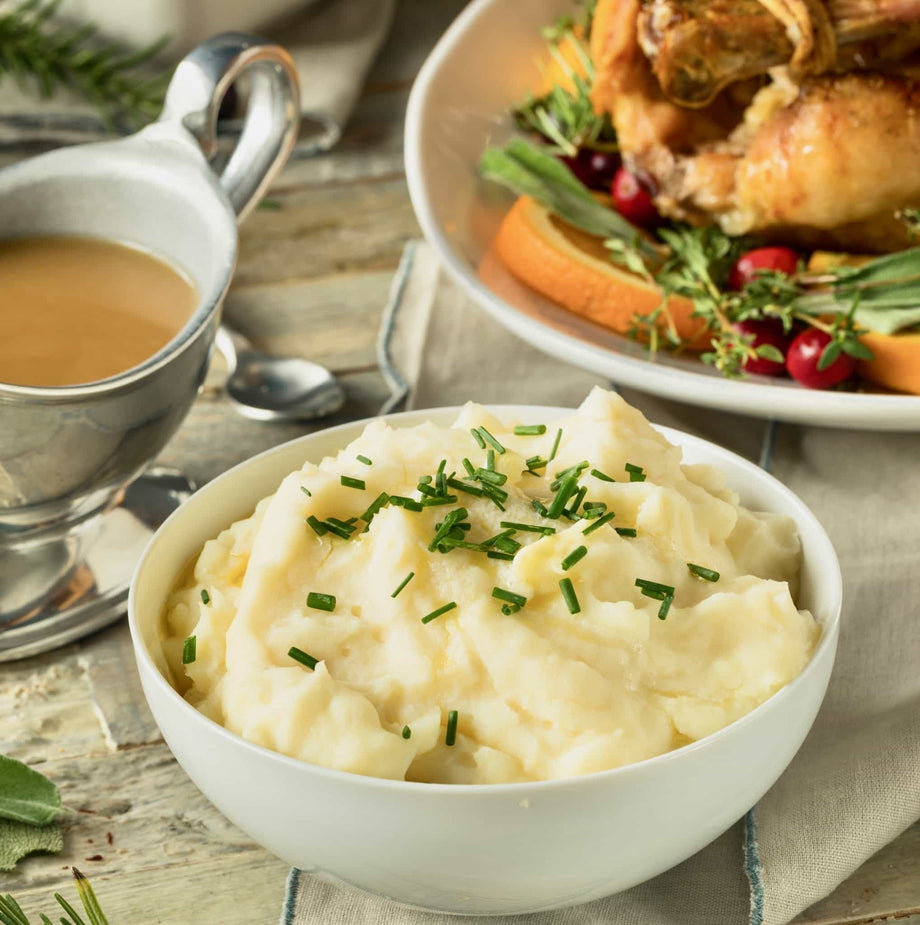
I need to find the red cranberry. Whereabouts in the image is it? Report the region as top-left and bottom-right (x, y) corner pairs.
(728, 246), (800, 291)
(734, 319), (790, 377)
(611, 167), (659, 227)
(560, 149), (621, 191)
(786, 328), (856, 389)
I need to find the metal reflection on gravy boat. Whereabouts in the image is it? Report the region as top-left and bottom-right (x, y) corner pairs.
(0, 33), (300, 658)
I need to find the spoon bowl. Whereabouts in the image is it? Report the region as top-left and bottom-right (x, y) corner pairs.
(216, 325), (346, 421)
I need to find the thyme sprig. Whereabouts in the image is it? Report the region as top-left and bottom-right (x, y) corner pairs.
(0, 0), (170, 127)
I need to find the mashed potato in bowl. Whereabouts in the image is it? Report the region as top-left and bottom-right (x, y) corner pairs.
(162, 388), (818, 784)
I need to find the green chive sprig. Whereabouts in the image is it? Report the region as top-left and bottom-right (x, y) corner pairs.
(500, 521), (555, 535)
(288, 647), (318, 670)
(445, 710), (459, 746)
(514, 424), (547, 435)
(625, 463), (646, 483)
(402, 725), (412, 739)
(391, 572), (415, 598)
(341, 475), (366, 490)
(582, 512), (615, 535)
(615, 527), (637, 537)
(492, 587), (527, 612)
(688, 563), (720, 582)
(635, 579), (674, 619)
(561, 545), (587, 570)
(357, 455), (373, 466)
(200, 589), (210, 605)
(307, 592), (336, 612)
(559, 577), (581, 614)
(421, 601), (457, 624)
(182, 636), (196, 664)
(300, 485), (312, 496)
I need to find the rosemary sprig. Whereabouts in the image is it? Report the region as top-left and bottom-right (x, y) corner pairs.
(0, 0), (170, 127)
(1, 868), (110, 925)
(512, 1), (614, 156)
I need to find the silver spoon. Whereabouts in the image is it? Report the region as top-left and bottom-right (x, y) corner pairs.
(215, 325), (345, 421)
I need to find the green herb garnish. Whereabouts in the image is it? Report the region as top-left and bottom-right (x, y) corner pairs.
(300, 486), (312, 497)
(549, 427), (563, 460)
(341, 475), (366, 490)
(688, 563), (720, 582)
(360, 492), (390, 523)
(625, 463), (646, 482)
(181, 636), (196, 665)
(402, 725), (411, 739)
(421, 601), (457, 624)
(357, 455), (372, 466)
(492, 587), (527, 608)
(582, 511), (615, 535)
(559, 577), (581, 614)
(615, 527), (637, 537)
(514, 424), (547, 435)
(590, 468), (615, 482)
(306, 515), (328, 536)
(477, 426), (506, 455)
(200, 589), (210, 605)
(561, 546), (588, 570)
(499, 520), (555, 534)
(288, 647), (318, 670)
(391, 572), (415, 598)
(445, 710), (459, 746)
(306, 592), (336, 612)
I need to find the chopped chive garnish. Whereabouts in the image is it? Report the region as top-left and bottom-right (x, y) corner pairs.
(486, 449), (495, 471)
(437, 459), (447, 474)
(549, 428), (562, 460)
(390, 495), (424, 511)
(531, 499), (549, 517)
(476, 468), (507, 486)
(447, 477), (484, 497)
(514, 424), (547, 435)
(499, 521), (555, 535)
(470, 428), (487, 449)
(445, 710), (459, 746)
(492, 587), (526, 607)
(582, 511), (615, 535)
(487, 550), (515, 561)
(482, 529), (514, 548)
(462, 457), (476, 477)
(625, 463), (646, 482)
(391, 572), (415, 598)
(567, 485), (587, 515)
(300, 486), (312, 496)
(635, 579), (675, 601)
(561, 546), (588, 571)
(422, 495), (457, 507)
(492, 535), (521, 554)
(325, 517), (356, 537)
(436, 470), (447, 495)
(429, 508), (469, 551)
(615, 527), (637, 537)
(421, 601), (457, 624)
(559, 577), (580, 614)
(438, 538), (487, 552)
(288, 646), (318, 670)
(357, 455), (372, 466)
(306, 515), (328, 536)
(582, 502), (607, 519)
(477, 426), (506, 455)
(502, 603), (522, 615)
(657, 596), (672, 620)
(200, 589), (210, 605)
(402, 725), (411, 739)
(307, 592), (337, 612)
(182, 636), (196, 664)
(547, 473), (579, 519)
(341, 475), (366, 490)
(688, 563), (720, 582)
(361, 491), (390, 522)
(590, 468), (615, 482)
(417, 481), (438, 496)
(526, 455), (548, 471)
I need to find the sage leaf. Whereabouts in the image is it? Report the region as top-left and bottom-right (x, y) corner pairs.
(0, 754), (62, 825)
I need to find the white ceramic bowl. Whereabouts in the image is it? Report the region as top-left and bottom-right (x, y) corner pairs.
(404, 0), (920, 431)
(129, 407), (841, 915)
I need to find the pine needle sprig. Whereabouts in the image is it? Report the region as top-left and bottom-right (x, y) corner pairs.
(0, 0), (171, 128)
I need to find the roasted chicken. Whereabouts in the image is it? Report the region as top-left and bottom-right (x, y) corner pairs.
(590, 0), (920, 251)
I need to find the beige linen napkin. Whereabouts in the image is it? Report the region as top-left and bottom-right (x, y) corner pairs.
(284, 241), (920, 925)
(0, 0), (394, 152)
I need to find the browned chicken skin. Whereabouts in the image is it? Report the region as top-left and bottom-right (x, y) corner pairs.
(590, 0), (920, 251)
(639, 0), (920, 106)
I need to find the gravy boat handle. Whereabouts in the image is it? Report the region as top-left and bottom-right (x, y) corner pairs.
(158, 32), (301, 221)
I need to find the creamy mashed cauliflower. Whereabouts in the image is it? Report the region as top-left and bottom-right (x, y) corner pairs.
(163, 389), (819, 784)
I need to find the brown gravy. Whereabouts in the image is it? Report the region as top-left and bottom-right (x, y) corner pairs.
(0, 236), (198, 387)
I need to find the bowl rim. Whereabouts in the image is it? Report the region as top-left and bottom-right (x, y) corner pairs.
(402, 0), (920, 428)
(128, 404), (842, 795)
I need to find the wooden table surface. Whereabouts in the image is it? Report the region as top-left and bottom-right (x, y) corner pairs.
(2, 3), (919, 922)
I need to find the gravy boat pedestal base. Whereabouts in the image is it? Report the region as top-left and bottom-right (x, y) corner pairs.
(0, 467), (195, 660)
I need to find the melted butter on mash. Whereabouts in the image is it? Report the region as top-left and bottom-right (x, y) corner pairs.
(163, 389), (819, 783)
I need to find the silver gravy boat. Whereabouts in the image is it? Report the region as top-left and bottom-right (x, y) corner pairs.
(0, 33), (300, 658)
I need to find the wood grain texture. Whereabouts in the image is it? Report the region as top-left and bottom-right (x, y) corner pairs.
(2, 1), (918, 922)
